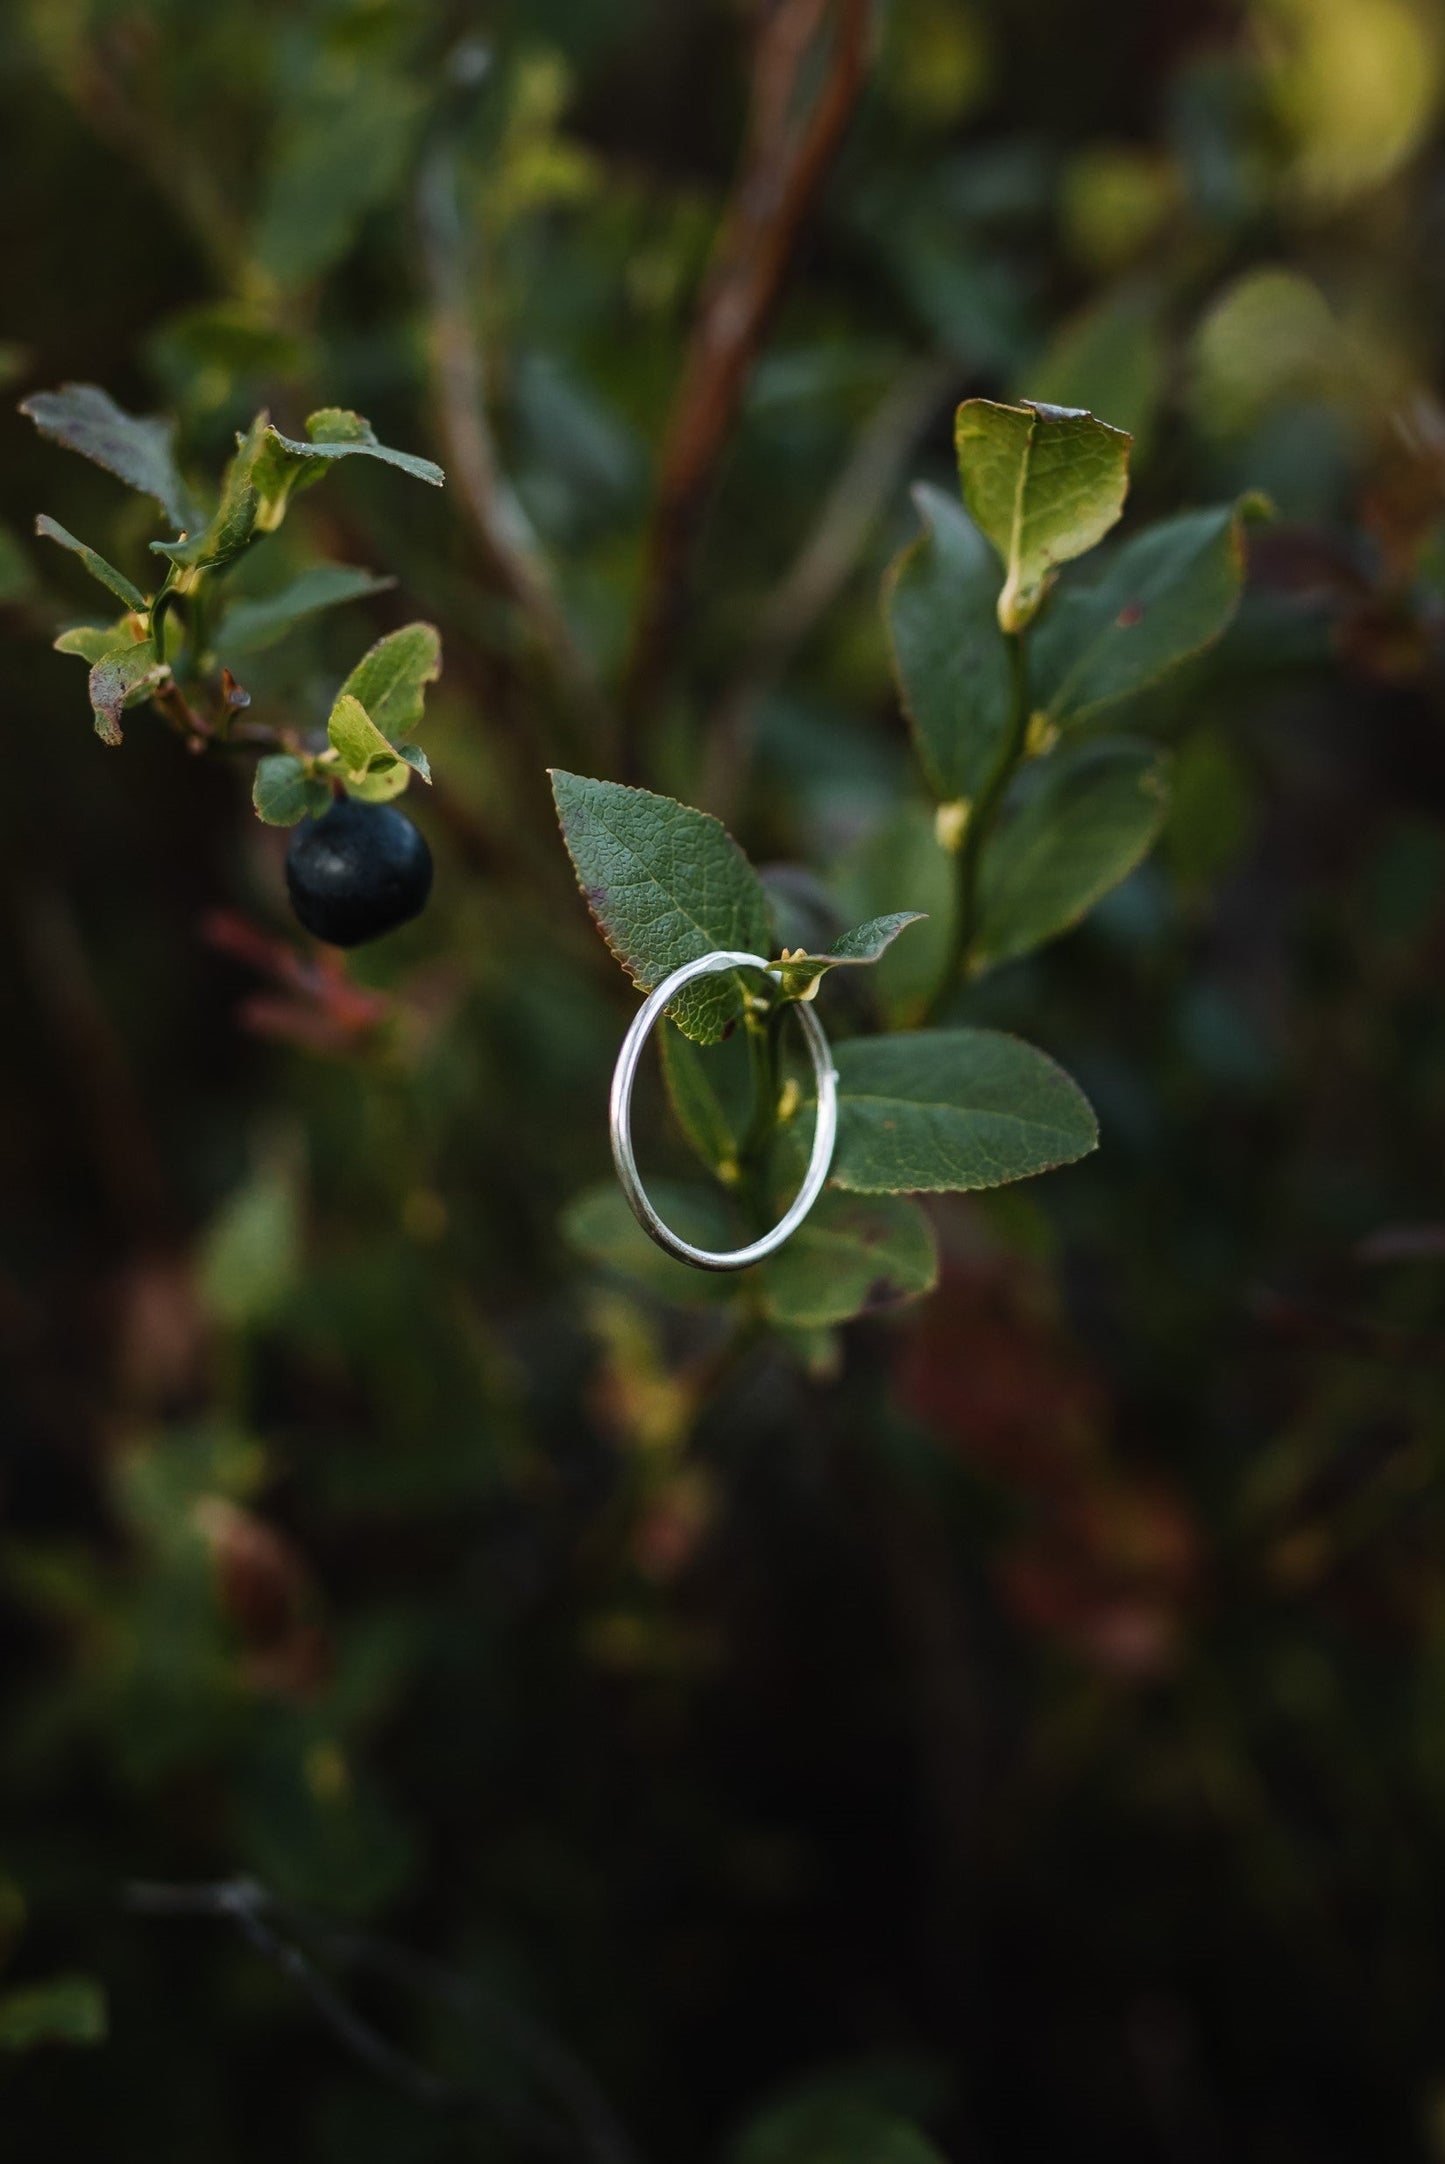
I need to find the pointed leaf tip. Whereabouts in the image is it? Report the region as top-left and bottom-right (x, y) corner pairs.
(550, 772), (772, 1043)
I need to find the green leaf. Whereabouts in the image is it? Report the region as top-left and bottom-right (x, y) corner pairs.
(550, 771), (774, 1044)
(773, 913), (926, 1000)
(561, 1181), (739, 1308)
(342, 763), (412, 805)
(150, 411), (269, 576)
(828, 1029), (1098, 1193)
(253, 754), (331, 827)
(759, 1192), (938, 1327)
(884, 483), (1015, 802)
(396, 743), (432, 784)
(561, 1182), (934, 1320)
(34, 515), (148, 611)
(258, 410), (444, 507)
(326, 692), (419, 803)
(1030, 499), (1267, 729)
(19, 383), (196, 528)
(218, 564), (394, 656)
(336, 623), (442, 742)
(0, 1975), (107, 2052)
(659, 1021), (749, 1178)
(954, 398), (1131, 632)
(974, 738), (1170, 967)
(155, 414), (442, 579)
(327, 691), (396, 774)
(88, 638), (167, 746)
(54, 621), (136, 663)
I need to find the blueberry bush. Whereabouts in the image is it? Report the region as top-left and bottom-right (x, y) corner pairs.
(4, 2), (1445, 2160)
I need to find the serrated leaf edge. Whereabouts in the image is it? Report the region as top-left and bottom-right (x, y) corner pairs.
(830, 1027), (1100, 1195)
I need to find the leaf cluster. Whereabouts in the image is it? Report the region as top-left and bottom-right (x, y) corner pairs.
(555, 398), (1260, 1337)
(23, 385), (445, 800)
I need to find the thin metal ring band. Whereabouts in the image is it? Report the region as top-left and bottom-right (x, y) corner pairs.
(608, 949), (839, 1273)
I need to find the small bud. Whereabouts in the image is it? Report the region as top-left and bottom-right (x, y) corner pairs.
(1025, 711), (1059, 759)
(935, 799), (971, 853)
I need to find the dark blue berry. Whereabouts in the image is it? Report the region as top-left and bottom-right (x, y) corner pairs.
(285, 795), (432, 947)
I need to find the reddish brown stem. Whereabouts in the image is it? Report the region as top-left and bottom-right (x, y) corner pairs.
(153, 679), (215, 750)
(620, 0), (874, 760)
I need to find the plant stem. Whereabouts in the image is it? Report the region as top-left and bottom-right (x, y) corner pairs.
(618, 0), (874, 767)
(739, 1002), (783, 1172)
(927, 629), (1029, 1022)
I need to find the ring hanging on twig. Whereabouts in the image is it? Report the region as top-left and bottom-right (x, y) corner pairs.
(608, 949), (839, 1272)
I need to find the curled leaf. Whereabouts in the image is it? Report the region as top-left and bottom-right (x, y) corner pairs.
(335, 623), (442, 742)
(772, 912), (927, 1000)
(327, 691), (395, 776)
(87, 638), (167, 746)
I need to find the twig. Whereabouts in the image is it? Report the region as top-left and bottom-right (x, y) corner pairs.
(304, 1913), (641, 2164)
(127, 1879), (453, 2110)
(152, 680), (214, 752)
(416, 140), (605, 738)
(126, 1878), (641, 2164)
(700, 351), (957, 819)
(621, 0), (875, 757)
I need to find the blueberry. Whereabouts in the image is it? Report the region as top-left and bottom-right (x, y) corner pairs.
(285, 795), (433, 947)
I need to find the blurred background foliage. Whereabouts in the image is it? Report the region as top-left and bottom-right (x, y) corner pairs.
(3, 0), (1445, 2157)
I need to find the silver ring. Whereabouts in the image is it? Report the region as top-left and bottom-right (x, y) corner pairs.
(608, 949), (839, 1272)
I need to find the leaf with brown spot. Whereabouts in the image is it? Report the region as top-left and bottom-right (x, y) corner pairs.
(87, 638), (167, 745)
(1030, 497), (1269, 728)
